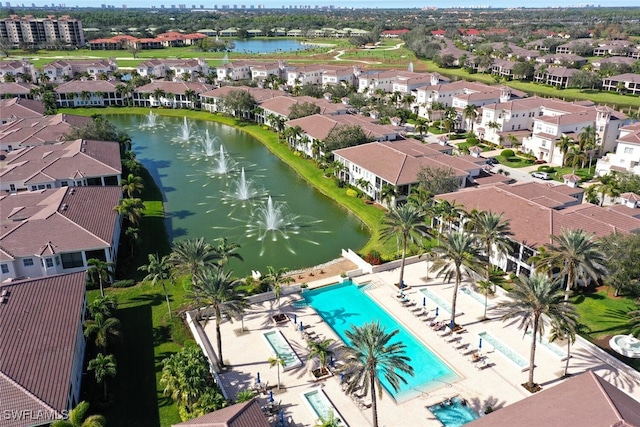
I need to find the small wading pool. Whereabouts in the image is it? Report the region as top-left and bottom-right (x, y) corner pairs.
(261, 329), (302, 371)
(428, 396), (480, 427)
(300, 388), (348, 426)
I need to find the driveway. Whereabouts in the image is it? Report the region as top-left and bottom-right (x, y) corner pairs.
(482, 149), (559, 185)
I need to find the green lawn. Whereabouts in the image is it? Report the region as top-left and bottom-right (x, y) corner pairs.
(495, 155), (536, 168)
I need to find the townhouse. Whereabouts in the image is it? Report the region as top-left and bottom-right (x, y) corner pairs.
(0, 60), (36, 83)
(0, 186), (122, 280)
(0, 272), (87, 424)
(136, 58), (209, 80)
(0, 97), (44, 125)
(42, 59), (118, 83)
(286, 64), (360, 87)
(602, 73), (640, 95)
(0, 114), (91, 152)
(200, 86), (287, 115)
(259, 95), (348, 124)
(521, 103), (625, 165)
(0, 82), (37, 99)
(536, 53), (588, 68)
(333, 139), (485, 205)
(0, 139), (122, 193)
(596, 122), (640, 177)
(133, 81), (213, 108)
(358, 70), (448, 95)
(435, 182), (640, 276)
(533, 66), (579, 89)
(54, 80), (129, 107)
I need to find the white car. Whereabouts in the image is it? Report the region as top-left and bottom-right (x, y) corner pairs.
(531, 171), (552, 180)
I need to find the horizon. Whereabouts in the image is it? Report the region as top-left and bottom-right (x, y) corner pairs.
(2, 1), (639, 10)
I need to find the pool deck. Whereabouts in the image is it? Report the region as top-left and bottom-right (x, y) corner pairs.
(204, 261), (640, 427)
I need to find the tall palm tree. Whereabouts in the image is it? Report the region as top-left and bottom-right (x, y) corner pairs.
(380, 204), (426, 288)
(594, 173), (620, 207)
(268, 354), (286, 390)
(379, 183), (397, 207)
(120, 173), (144, 198)
(499, 273), (578, 390)
(262, 266), (294, 311)
(86, 258), (114, 298)
(476, 280), (494, 321)
(430, 200), (464, 233)
(113, 197), (145, 227)
(84, 312), (121, 352)
(88, 353), (117, 400)
(308, 338), (335, 376)
(51, 401), (105, 427)
(565, 146), (587, 173)
(194, 268), (245, 369)
(556, 135), (575, 166)
(463, 104), (478, 131)
(170, 238), (220, 313)
(213, 237), (244, 267)
(342, 322), (414, 427)
(125, 226), (141, 256)
(466, 210), (513, 284)
(535, 229), (608, 302)
(138, 253), (174, 318)
(430, 231), (483, 327)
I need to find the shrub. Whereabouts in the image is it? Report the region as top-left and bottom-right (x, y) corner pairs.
(466, 137), (479, 145)
(363, 250), (383, 265)
(112, 279), (135, 288)
(501, 149), (515, 158)
(346, 188), (358, 197)
(538, 165), (556, 173)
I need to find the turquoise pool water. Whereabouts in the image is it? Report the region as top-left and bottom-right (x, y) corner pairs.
(428, 396), (479, 427)
(303, 281), (458, 402)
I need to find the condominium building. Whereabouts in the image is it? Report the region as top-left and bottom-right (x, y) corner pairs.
(0, 15), (85, 48)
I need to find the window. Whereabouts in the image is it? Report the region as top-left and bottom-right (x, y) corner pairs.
(624, 147), (633, 155)
(9, 184), (15, 192)
(45, 258), (54, 268)
(61, 252), (84, 269)
(61, 181), (68, 187)
(23, 258), (34, 267)
(1, 264), (8, 274)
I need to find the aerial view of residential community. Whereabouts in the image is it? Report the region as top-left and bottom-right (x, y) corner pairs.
(2, 1), (640, 426)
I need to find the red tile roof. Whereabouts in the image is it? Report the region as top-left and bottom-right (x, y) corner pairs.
(0, 97), (45, 122)
(0, 272), (86, 415)
(468, 371), (640, 427)
(172, 398), (269, 427)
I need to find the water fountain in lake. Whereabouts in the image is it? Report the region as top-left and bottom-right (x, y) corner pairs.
(201, 130), (219, 157)
(222, 167), (267, 206)
(246, 196), (301, 251)
(209, 144), (237, 175)
(140, 110), (164, 129)
(176, 116), (194, 144)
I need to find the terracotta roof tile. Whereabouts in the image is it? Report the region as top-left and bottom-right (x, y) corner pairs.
(0, 272), (86, 413)
(172, 398), (269, 427)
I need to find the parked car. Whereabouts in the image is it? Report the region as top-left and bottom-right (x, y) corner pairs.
(485, 157), (499, 165)
(531, 171), (552, 180)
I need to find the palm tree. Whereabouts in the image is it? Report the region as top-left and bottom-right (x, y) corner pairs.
(152, 88), (166, 105)
(463, 104), (478, 131)
(308, 338), (335, 376)
(535, 229), (608, 302)
(499, 273), (578, 391)
(138, 253), (174, 318)
(594, 173), (621, 207)
(341, 322), (414, 427)
(431, 199), (464, 233)
(113, 197), (145, 227)
(476, 280), (494, 320)
(318, 410), (341, 427)
(51, 401), (105, 427)
(268, 354), (286, 390)
(88, 353), (117, 400)
(565, 146), (587, 173)
(549, 319), (588, 377)
(213, 237), (244, 267)
(86, 258), (114, 298)
(194, 268), (245, 369)
(380, 204), (426, 288)
(466, 210), (513, 284)
(414, 118), (429, 137)
(556, 135), (575, 166)
(84, 312), (121, 352)
(234, 389), (256, 403)
(125, 226), (141, 256)
(430, 231), (483, 327)
(120, 173), (144, 198)
(379, 183), (397, 207)
(262, 266), (294, 311)
(170, 238), (220, 314)
(87, 294), (117, 319)
(578, 125), (599, 151)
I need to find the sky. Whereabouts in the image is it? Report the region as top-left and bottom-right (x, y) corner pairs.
(10, 0), (638, 9)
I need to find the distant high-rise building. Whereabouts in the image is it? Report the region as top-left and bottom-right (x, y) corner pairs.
(5, 2), (11, 7)
(0, 14), (85, 48)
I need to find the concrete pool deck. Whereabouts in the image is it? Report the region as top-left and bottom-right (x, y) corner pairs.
(203, 260), (640, 426)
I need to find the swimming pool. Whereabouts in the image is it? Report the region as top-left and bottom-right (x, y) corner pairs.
(262, 329), (303, 371)
(428, 396), (479, 427)
(303, 281), (459, 402)
(300, 387), (348, 426)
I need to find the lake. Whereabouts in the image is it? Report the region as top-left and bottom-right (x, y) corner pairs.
(230, 39), (313, 54)
(108, 114), (369, 275)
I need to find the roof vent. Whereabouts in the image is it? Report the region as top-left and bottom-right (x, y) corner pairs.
(69, 188), (76, 195)
(61, 203), (68, 211)
(0, 288), (8, 304)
